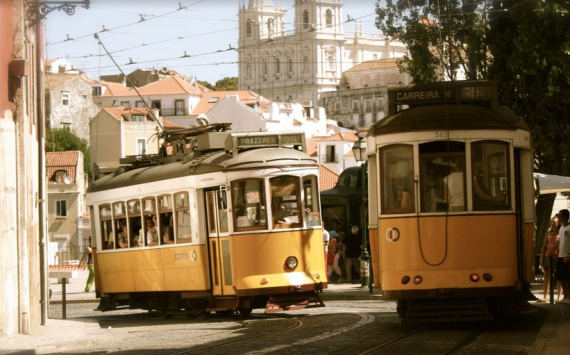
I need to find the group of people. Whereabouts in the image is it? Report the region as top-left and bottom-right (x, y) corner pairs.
(539, 209), (570, 303)
(324, 225), (363, 284)
(107, 214), (175, 249)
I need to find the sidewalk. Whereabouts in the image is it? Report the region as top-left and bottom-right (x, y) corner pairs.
(0, 271), (568, 354)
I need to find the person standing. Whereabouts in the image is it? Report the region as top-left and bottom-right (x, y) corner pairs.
(80, 246), (94, 292)
(344, 226), (361, 283)
(322, 225), (330, 274)
(556, 209), (570, 304)
(539, 216), (561, 302)
(327, 230), (343, 282)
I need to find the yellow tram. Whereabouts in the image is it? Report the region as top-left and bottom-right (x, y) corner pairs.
(366, 81), (535, 321)
(87, 124), (326, 316)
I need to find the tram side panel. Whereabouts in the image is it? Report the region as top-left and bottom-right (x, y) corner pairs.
(96, 245), (210, 295)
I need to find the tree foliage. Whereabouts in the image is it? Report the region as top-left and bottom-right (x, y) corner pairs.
(376, 0), (570, 175)
(46, 128), (91, 175)
(214, 77), (239, 91)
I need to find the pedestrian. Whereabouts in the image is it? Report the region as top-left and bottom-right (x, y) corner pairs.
(322, 224), (330, 274)
(327, 230), (343, 282)
(556, 209), (570, 304)
(79, 246), (94, 292)
(344, 226), (361, 283)
(539, 216), (562, 302)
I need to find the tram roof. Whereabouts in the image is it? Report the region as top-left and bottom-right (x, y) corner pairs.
(87, 148), (317, 193)
(369, 104), (529, 136)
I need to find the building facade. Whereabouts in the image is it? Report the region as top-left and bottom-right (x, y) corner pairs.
(45, 73), (99, 141)
(1, 0), (45, 336)
(237, 0), (407, 105)
(46, 151), (87, 265)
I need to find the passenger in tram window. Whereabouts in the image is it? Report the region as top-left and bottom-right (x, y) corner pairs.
(146, 217), (159, 246)
(117, 221), (129, 248)
(274, 203), (289, 224)
(305, 208), (320, 226)
(443, 161), (465, 212)
(163, 215), (175, 244)
(106, 230), (115, 249)
(472, 169), (505, 205)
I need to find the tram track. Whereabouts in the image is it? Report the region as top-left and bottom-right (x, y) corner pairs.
(357, 323), (490, 355)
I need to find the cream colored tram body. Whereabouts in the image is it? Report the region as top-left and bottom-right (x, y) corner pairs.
(367, 81), (535, 320)
(87, 125), (326, 316)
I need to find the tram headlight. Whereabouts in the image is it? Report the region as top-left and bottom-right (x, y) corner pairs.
(401, 276), (410, 285)
(483, 273), (493, 282)
(469, 273), (480, 282)
(285, 256), (298, 270)
(413, 276), (422, 284)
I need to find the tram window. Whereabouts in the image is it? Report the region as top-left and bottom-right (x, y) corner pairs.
(99, 204), (114, 250)
(127, 199), (143, 247)
(270, 176), (302, 228)
(174, 192), (192, 243)
(380, 145), (415, 214)
(303, 175), (321, 227)
(418, 141), (465, 213)
(159, 195), (174, 244)
(232, 179), (267, 231)
(472, 142), (510, 211)
(142, 197), (158, 246)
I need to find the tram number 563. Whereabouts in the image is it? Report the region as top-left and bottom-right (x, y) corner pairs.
(435, 131), (448, 139)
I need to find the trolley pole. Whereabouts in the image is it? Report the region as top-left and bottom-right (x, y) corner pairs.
(352, 136), (369, 288)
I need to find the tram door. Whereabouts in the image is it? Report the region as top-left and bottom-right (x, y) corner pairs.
(205, 188), (235, 296)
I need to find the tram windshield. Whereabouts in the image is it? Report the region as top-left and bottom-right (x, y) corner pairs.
(381, 145), (415, 214)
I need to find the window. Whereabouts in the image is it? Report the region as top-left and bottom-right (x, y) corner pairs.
(135, 101), (145, 108)
(288, 58), (293, 73)
(231, 179), (267, 231)
(53, 170), (68, 183)
(127, 199), (143, 247)
(121, 101), (131, 108)
(303, 175), (321, 227)
(158, 194), (174, 244)
(142, 197), (158, 247)
(418, 141), (465, 213)
(99, 204), (113, 250)
(174, 100), (185, 115)
(381, 145), (415, 214)
(62, 92), (70, 106)
(472, 141), (510, 211)
(263, 60), (268, 75)
(326, 9), (332, 27)
(61, 123), (71, 130)
(175, 192), (192, 243)
(131, 115), (145, 122)
(208, 97), (220, 103)
(303, 10), (309, 29)
(151, 100), (161, 110)
(246, 19), (252, 37)
(267, 18), (274, 37)
(270, 176), (302, 228)
(275, 57), (281, 74)
(137, 139), (146, 155)
(93, 86), (102, 96)
(56, 200), (67, 217)
(326, 145), (336, 163)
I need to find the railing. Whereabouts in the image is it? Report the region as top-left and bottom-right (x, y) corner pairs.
(160, 107), (189, 116)
(47, 245), (88, 266)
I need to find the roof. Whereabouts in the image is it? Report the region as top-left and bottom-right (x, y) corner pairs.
(100, 106), (154, 122)
(191, 90), (263, 116)
(306, 136), (326, 157)
(320, 132), (360, 142)
(345, 58), (401, 73)
(97, 76), (202, 97)
(319, 165), (340, 191)
(46, 151), (80, 184)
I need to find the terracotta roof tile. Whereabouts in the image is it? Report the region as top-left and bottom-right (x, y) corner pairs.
(306, 136), (326, 157)
(321, 132), (360, 142)
(345, 58), (401, 73)
(46, 151), (80, 184)
(319, 165), (340, 191)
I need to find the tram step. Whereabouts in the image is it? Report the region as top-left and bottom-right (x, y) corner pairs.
(402, 298), (493, 323)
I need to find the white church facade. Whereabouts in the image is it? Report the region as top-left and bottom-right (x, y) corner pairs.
(237, 0), (407, 105)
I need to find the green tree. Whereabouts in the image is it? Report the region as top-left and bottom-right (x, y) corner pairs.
(214, 77), (238, 91)
(376, 0), (570, 175)
(46, 128), (91, 175)
(197, 80), (215, 90)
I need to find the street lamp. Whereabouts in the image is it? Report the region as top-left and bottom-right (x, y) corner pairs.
(352, 135), (369, 288)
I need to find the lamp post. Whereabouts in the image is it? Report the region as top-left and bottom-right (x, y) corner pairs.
(352, 135), (369, 288)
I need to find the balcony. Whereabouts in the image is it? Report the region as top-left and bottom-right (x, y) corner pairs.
(160, 107), (190, 116)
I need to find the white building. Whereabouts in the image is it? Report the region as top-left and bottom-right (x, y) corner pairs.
(237, 0), (407, 104)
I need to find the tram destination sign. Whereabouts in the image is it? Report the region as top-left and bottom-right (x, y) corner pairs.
(387, 81), (498, 115)
(233, 133), (304, 149)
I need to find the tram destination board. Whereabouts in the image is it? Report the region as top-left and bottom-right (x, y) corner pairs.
(387, 80), (499, 115)
(233, 133), (304, 148)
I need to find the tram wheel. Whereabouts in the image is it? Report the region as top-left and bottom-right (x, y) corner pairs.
(239, 308), (253, 317)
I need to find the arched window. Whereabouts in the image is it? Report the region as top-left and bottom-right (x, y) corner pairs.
(303, 56), (308, 72)
(326, 9), (332, 27)
(303, 10), (309, 29)
(246, 19), (252, 37)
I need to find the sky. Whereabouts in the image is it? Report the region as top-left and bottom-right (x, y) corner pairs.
(44, 0), (383, 84)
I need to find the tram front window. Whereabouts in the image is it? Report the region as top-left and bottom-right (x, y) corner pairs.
(270, 175), (302, 228)
(381, 145), (415, 214)
(419, 141), (466, 213)
(472, 141), (510, 211)
(232, 179), (267, 231)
